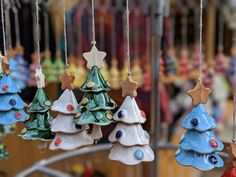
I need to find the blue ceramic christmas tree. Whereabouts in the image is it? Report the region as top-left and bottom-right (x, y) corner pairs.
(176, 81), (224, 171)
(0, 56), (27, 125)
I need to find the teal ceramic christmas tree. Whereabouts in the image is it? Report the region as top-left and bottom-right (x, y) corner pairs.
(0, 56), (27, 125)
(176, 81), (224, 170)
(74, 45), (117, 140)
(20, 68), (54, 141)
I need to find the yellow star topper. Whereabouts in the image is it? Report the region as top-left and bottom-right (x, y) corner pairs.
(83, 45), (107, 69)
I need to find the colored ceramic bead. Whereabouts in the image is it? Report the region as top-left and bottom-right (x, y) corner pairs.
(116, 130), (123, 139)
(191, 118), (198, 126)
(209, 155), (218, 164)
(134, 150), (144, 160)
(210, 140), (218, 148)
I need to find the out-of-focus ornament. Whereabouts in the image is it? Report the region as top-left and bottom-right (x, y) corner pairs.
(109, 59), (120, 90)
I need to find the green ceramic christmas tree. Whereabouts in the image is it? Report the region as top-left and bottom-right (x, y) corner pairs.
(20, 68), (54, 141)
(74, 45), (117, 140)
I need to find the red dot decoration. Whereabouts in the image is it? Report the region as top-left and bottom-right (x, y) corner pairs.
(66, 104), (74, 111)
(141, 110), (146, 118)
(210, 139), (218, 148)
(14, 113), (22, 119)
(55, 138), (62, 146)
(2, 85), (9, 91)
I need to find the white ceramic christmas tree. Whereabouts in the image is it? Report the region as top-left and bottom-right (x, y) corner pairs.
(49, 70), (93, 151)
(108, 75), (154, 165)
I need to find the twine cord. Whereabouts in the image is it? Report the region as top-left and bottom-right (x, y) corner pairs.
(1, 0), (6, 55)
(199, 0), (203, 81)
(91, 0), (96, 45)
(63, 0), (69, 67)
(126, 0), (131, 75)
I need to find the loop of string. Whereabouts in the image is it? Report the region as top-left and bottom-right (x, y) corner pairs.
(35, 0), (41, 66)
(63, 0), (69, 68)
(1, 0), (6, 55)
(199, 0), (203, 81)
(91, 0), (96, 45)
(126, 0), (131, 75)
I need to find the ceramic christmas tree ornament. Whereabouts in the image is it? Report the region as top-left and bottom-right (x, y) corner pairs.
(109, 143), (154, 165)
(109, 0), (154, 165)
(20, 69), (54, 141)
(176, 81), (224, 170)
(75, 65), (117, 129)
(0, 57), (27, 125)
(176, 149), (224, 171)
(49, 19), (94, 151)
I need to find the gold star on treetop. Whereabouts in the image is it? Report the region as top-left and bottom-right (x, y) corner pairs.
(60, 69), (75, 90)
(187, 81), (211, 106)
(83, 45), (106, 69)
(120, 75), (138, 98)
(1, 56), (10, 75)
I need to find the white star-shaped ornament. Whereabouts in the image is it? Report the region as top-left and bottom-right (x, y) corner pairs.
(83, 45), (107, 69)
(35, 68), (45, 88)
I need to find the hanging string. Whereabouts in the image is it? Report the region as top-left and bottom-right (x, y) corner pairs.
(126, 0), (131, 75)
(91, 0), (96, 45)
(1, 0), (6, 55)
(63, 0), (69, 68)
(199, 0), (203, 81)
(35, 0), (41, 65)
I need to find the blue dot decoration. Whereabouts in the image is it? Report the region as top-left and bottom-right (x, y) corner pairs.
(116, 130), (123, 139)
(9, 99), (16, 106)
(134, 150), (144, 160)
(191, 118), (198, 126)
(118, 110), (126, 119)
(209, 156), (218, 165)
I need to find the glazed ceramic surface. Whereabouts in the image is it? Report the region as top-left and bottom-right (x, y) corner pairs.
(109, 143), (154, 165)
(109, 123), (150, 146)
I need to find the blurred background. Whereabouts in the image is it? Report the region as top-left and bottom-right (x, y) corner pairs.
(0, 0), (235, 176)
